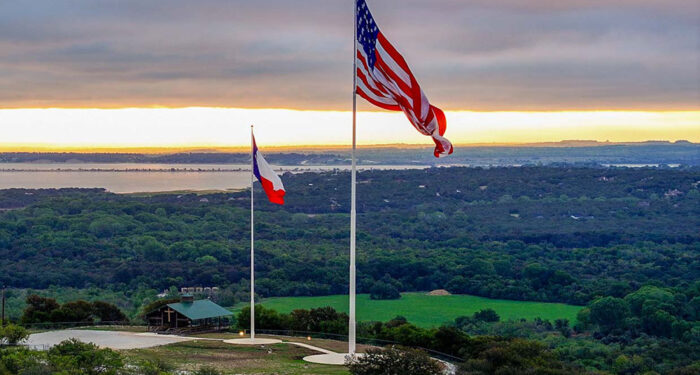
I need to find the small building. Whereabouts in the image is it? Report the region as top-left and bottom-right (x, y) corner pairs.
(146, 295), (232, 334)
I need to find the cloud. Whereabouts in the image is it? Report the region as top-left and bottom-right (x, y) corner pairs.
(0, 0), (697, 110)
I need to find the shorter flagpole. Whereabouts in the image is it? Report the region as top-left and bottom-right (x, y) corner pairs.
(250, 124), (255, 341)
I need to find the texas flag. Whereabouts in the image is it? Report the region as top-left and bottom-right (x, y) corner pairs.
(252, 135), (285, 205)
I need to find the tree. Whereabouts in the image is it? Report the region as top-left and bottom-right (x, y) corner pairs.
(236, 305), (288, 330)
(347, 346), (443, 375)
(92, 301), (127, 322)
(460, 338), (573, 375)
(473, 309), (500, 323)
(574, 308), (592, 332)
(612, 354), (648, 375)
(688, 296), (700, 321)
(589, 297), (630, 332)
(88, 216), (125, 238)
(555, 319), (572, 338)
(51, 300), (94, 323)
(21, 295), (60, 324)
(289, 307), (348, 334)
(381, 316), (406, 329)
(625, 286), (676, 315)
(642, 309), (675, 337)
(369, 281), (400, 300)
(432, 326), (469, 357)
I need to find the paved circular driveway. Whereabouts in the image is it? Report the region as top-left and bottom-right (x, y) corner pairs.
(26, 329), (194, 350)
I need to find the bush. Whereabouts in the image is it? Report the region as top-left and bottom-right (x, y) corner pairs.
(347, 346), (443, 375)
(21, 295), (128, 325)
(236, 305), (289, 330)
(369, 281), (400, 300)
(0, 324), (29, 344)
(48, 339), (123, 374)
(473, 308), (500, 322)
(555, 319), (572, 338)
(289, 306), (348, 334)
(139, 358), (175, 375)
(195, 366), (223, 375)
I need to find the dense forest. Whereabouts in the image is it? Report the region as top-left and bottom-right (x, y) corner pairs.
(0, 166), (697, 307)
(1, 165), (699, 374)
(236, 295), (700, 374)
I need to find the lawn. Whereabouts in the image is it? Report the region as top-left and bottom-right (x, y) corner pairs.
(124, 340), (350, 375)
(235, 293), (582, 328)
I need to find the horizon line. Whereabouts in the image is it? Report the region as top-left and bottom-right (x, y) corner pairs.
(2, 106), (700, 113)
(0, 139), (695, 154)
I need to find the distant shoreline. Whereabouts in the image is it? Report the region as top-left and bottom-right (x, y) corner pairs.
(0, 139), (695, 154)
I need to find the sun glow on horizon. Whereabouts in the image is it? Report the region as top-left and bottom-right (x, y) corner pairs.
(0, 107), (698, 151)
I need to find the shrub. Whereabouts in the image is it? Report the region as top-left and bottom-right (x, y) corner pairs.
(195, 366), (222, 375)
(139, 358), (175, 375)
(473, 308), (500, 323)
(0, 324), (29, 344)
(236, 305), (289, 330)
(369, 281), (400, 300)
(347, 346), (443, 375)
(555, 319), (572, 338)
(48, 339), (123, 374)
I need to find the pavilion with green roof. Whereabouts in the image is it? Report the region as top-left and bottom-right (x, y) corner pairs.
(146, 294), (232, 333)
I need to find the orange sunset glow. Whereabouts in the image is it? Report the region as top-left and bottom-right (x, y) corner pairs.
(0, 109), (698, 151)
(0, 0), (698, 149)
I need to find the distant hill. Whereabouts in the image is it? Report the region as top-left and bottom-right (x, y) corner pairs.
(0, 140), (698, 166)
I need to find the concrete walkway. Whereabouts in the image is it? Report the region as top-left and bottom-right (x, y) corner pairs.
(220, 335), (456, 374)
(303, 352), (362, 365)
(285, 341), (335, 354)
(26, 330), (456, 374)
(223, 338), (282, 345)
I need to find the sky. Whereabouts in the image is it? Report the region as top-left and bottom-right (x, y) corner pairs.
(0, 0), (698, 149)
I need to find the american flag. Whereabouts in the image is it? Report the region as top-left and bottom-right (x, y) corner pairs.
(355, 0), (453, 158)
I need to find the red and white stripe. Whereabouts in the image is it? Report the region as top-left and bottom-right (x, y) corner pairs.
(356, 32), (453, 158)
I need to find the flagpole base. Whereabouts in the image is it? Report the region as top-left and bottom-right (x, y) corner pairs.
(224, 338), (282, 345)
(303, 352), (364, 365)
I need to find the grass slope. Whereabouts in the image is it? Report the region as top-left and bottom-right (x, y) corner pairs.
(125, 340), (349, 375)
(238, 293), (581, 328)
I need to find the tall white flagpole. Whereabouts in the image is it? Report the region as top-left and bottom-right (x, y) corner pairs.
(250, 124), (256, 341)
(349, 0), (358, 355)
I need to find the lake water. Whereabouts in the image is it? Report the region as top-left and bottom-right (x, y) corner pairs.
(0, 163), (429, 193)
(0, 162), (677, 193)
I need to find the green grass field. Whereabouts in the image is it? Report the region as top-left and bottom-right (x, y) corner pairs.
(234, 293), (582, 328)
